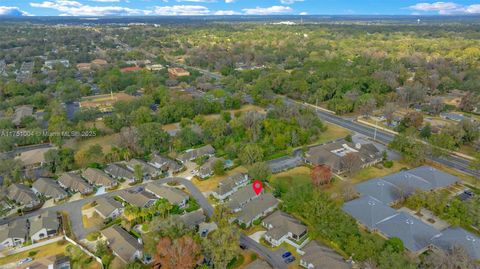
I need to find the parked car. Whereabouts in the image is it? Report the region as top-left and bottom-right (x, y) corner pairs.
(282, 251), (292, 259)
(284, 256), (295, 264)
(239, 243), (248, 250)
(17, 257), (33, 265)
(201, 229), (209, 237)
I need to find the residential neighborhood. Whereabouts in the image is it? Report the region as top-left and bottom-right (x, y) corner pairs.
(0, 12), (480, 269)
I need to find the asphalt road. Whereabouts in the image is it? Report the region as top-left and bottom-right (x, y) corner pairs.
(0, 177), (287, 269)
(283, 98), (479, 179)
(176, 61), (477, 179)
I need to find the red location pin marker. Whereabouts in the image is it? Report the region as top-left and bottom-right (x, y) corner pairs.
(252, 180), (263, 196)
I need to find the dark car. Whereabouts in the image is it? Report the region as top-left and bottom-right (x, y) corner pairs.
(239, 243), (248, 250)
(284, 256), (295, 264)
(201, 229), (209, 237)
(282, 252), (292, 259)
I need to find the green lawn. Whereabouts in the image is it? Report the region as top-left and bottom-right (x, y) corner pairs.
(316, 123), (351, 145)
(270, 166), (312, 196)
(0, 241), (67, 266)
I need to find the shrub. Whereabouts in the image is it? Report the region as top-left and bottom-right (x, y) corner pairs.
(253, 219), (261, 226)
(383, 160), (394, 168)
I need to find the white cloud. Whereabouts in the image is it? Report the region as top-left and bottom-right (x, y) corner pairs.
(280, 0), (303, 4)
(0, 6), (30, 16)
(175, 0), (217, 2)
(214, 10), (240, 15)
(299, 11), (307, 15)
(90, 0), (120, 3)
(225, 0), (235, 3)
(409, 2), (461, 11)
(151, 5), (210, 15)
(408, 2), (480, 14)
(242, 5), (293, 15)
(30, 0), (145, 16)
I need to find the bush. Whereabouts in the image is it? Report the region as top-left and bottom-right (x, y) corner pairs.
(239, 223), (247, 229)
(383, 160), (394, 168)
(253, 219), (262, 226)
(86, 231), (100, 241)
(28, 250), (38, 257)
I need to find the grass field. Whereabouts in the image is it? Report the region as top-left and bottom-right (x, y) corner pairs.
(0, 240), (67, 266)
(316, 123), (351, 144)
(192, 166), (248, 192)
(269, 166), (311, 195)
(65, 133), (119, 154)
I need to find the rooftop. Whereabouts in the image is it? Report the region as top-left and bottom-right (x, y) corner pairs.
(375, 212), (440, 252)
(342, 195), (398, 230)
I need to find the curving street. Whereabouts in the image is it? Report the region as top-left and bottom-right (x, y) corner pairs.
(0, 177), (287, 269)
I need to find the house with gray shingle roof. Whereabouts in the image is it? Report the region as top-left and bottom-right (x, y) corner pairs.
(305, 139), (382, 174)
(237, 193), (278, 227)
(117, 190), (157, 208)
(145, 183), (189, 207)
(300, 240), (351, 269)
(6, 183), (40, 208)
(356, 166), (458, 205)
(126, 159), (160, 178)
(430, 227), (480, 260)
(149, 154), (183, 174)
(177, 144), (215, 163)
(105, 163), (135, 183)
(82, 168), (117, 188)
(29, 211), (60, 242)
(32, 178), (68, 200)
(101, 225), (143, 263)
(375, 212), (439, 253)
(0, 219), (28, 249)
(227, 183), (259, 213)
(197, 157), (225, 179)
(262, 211), (308, 247)
(212, 173), (249, 201)
(12, 105), (33, 126)
(58, 172), (93, 195)
(356, 178), (401, 205)
(342, 195), (397, 231)
(180, 210), (206, 228)
(94, 197), (124, 219)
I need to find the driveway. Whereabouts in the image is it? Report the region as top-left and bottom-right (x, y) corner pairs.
(0, 177), (287, 269)
(249, 231), (266, 243)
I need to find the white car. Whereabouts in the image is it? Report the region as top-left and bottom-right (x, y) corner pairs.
(17, 257), (33, 265)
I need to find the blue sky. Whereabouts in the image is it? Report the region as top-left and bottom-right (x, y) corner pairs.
(1, 1), (480, 16)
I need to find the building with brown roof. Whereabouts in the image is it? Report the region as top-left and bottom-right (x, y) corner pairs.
(6, 183), (40, 208)
(145, 183), (189, 207)
(168, 67), (190, 78)
(212, 173), (249, 201)
(237, 193), (278, 227)
(58, 172), (93, 195)
(305, 139), (382, 174)
(94, 197), (124, 219)
(32, 178), (68, 200)
(79, 92), (136, 112)
(117, 190), (157, 208)
(177, 144), (215, 163)
(121, 66), (143, 73)
(299, 241), (351, 269)
(262, 211), (307, 247)
(101, 225), (143, 263)
(82, 168), (117, 188)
